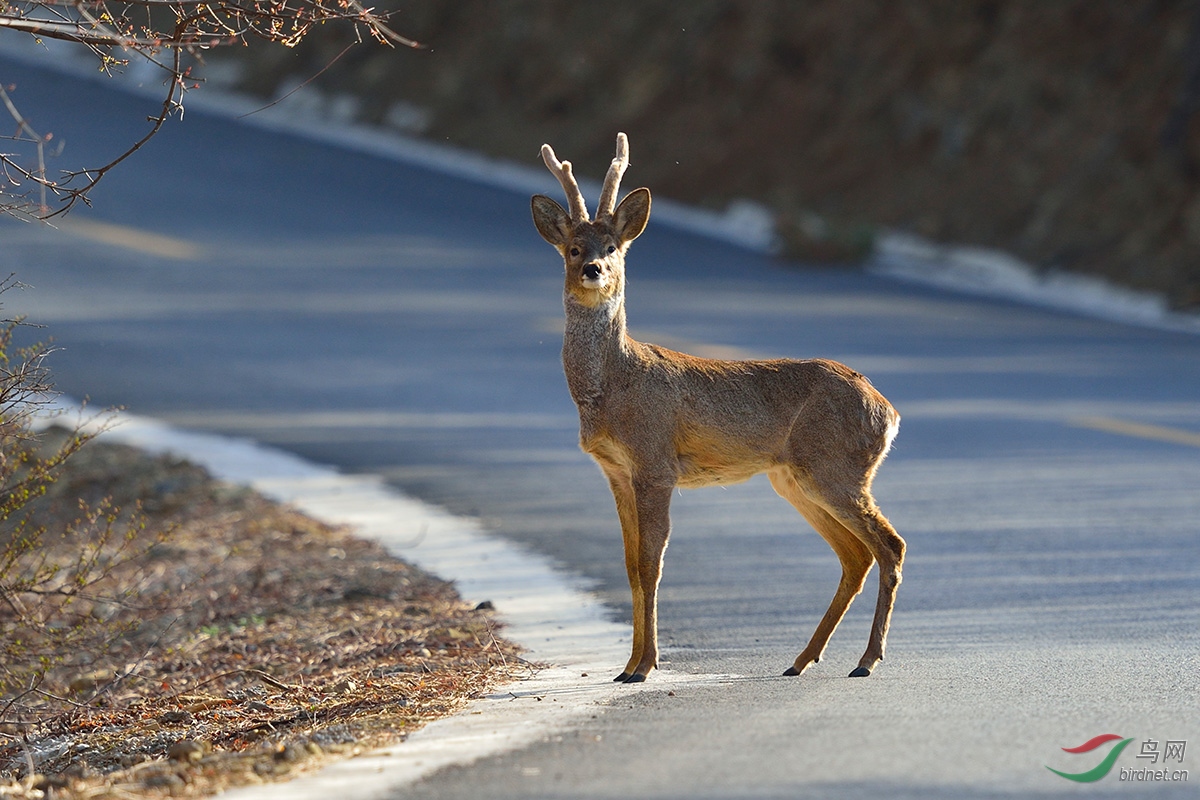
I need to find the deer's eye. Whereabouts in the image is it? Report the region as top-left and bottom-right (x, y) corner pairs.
(570, 247), (580, 257)
(607, 245), (616, 254)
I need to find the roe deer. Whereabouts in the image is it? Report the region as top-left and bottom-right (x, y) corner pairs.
(531, 133), (904, 683)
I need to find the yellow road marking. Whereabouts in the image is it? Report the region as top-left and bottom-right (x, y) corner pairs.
(1072, 417), (1200, 449)
(61, 219), (201, 260)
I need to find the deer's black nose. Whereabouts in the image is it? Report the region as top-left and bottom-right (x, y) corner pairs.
(582, 263), (602, 280)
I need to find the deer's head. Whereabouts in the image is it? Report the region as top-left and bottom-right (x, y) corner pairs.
(532, 133), (651, 308)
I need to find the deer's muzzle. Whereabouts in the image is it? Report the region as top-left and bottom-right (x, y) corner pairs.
(582, 263), (604, 287)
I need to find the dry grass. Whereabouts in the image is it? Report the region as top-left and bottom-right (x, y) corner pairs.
(0, 428), (525, 798)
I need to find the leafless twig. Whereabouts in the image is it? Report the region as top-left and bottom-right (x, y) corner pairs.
(0, 0), (417, 218)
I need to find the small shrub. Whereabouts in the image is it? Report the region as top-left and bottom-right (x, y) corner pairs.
(0, 276), (154, 721)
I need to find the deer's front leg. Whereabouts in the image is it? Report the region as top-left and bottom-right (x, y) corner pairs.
(620, 480), (673, 683)
(604, 472), (644, 682)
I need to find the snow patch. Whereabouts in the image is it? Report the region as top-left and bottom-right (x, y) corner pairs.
(872, 232), (1200, 335)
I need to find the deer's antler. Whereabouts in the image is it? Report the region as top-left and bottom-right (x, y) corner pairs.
(540, 144), (589, 223)
(596, 132), (629, 221)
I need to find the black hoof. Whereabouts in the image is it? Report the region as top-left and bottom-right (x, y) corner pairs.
(622, 673), (647, 683)
(848, 666), (871, 678)
(782, 666), (801, 677)
(613, 672), (631, 682)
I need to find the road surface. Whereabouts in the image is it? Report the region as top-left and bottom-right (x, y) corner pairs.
(2, 54), (1197, 798)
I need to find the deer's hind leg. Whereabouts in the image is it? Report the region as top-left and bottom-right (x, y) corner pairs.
(769, 468), (874, 677)
(792, 469), (905, 678)
(837, 493), (904, 677)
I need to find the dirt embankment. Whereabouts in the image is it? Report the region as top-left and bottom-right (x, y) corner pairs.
(0, 429), (520, 797)
(224, 1), (1200, 307)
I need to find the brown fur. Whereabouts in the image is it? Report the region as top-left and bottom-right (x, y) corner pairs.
(532, 134), (905, 682)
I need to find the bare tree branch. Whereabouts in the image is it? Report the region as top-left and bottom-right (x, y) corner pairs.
(0, 0), (417, 218)
(40, 47), (184, 218)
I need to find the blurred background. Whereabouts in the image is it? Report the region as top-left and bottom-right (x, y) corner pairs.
(212, 0), (1200, 310)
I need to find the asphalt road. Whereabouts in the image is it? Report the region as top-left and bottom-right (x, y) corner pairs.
(3, 55), (1198, 798)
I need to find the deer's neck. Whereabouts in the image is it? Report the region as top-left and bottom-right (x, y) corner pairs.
(562, 291), (631, 411)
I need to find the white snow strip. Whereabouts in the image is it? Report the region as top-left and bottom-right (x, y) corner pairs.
(872, 233), (1200, 336)
(35, 401), (722, 798)
(48, 406), (630, 664)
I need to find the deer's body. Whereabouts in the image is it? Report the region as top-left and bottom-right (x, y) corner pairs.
(534, 135), (904, 683)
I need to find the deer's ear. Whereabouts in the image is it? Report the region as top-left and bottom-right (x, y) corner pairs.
(614, 188), (651, 244)
(532, 195), (572, 247)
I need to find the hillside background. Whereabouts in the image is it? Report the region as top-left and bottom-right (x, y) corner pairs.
(219, 1), (1200, 308)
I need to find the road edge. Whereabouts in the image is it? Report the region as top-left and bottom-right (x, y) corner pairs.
(46, 403), (659, 798)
